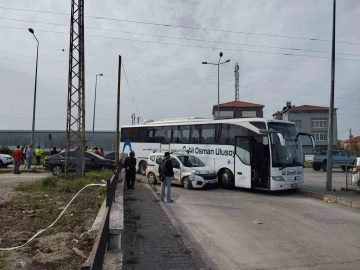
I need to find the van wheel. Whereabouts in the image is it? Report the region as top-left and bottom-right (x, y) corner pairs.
(182, 177), (193, 190)
(220, 169), (234, 190)
(312, 163), (322, 171)
(341, 166), (346, 172)
(322, 161), (327, 172)
(147, 172), (157, 185)
(0, 161), (3, 168)
(139, 161), (146, 176)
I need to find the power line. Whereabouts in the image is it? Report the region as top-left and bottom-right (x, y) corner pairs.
(1, 6), (360, 46)
(2, 17), (360, 57)
(3, 24), (360, 62)
(121, 62), (141, 118)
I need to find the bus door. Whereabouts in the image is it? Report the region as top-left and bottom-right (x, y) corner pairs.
(234, 137), (252, 188)
(251, 136), (270, 190)
(235, 136), (270, 190)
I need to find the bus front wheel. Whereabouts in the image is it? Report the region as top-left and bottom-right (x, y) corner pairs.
(220, 169), (234, 190)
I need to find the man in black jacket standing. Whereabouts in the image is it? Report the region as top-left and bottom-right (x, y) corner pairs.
(159, 152), (174, 203)
(124, 151), (137, 189)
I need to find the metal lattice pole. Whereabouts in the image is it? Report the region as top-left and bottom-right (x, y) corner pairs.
(235, 63), (239, 101)
(65, 0), (86, 177)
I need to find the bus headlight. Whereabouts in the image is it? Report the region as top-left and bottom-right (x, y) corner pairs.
(272, 176), (285, 181)
(191, 170), (201, 175)
(188, 175), (195, 181)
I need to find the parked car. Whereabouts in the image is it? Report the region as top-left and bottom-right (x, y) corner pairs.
(312, 149), (357, 172)
(0, 154), (13, 168)
(43, 151), (115, 175)
(145, 152), (218, 189)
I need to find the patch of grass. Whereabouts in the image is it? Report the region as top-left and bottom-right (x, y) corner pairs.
(304, 161), (312, 168)
(174, 233), (181, 238)
(133, 214), (141, 220)
(0, 251), (10, 269)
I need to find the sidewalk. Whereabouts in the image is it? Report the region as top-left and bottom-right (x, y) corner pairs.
(122, 182), (199, 270)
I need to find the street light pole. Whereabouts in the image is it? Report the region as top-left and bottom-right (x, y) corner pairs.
(29, 28), (39, 148)
(326, 0), (336, 191)
(202, 52), (230, 120)
(92, 73), (103, 148)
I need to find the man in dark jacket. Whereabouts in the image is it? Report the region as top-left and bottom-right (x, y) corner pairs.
(124, 151), (137, 189)
(159, 152), (174, 203)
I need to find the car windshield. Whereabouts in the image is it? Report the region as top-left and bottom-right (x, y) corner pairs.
(177, 155), (204, 167)
(267, 122), (304, 168)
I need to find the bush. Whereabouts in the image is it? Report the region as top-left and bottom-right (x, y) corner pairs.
(0, 146), (11, 155)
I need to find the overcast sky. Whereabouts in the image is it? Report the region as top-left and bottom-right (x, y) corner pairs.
(0, 0), (359, 140)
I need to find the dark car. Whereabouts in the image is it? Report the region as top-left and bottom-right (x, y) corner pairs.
(43, 151), (115, 175)
(103, 151), (115, 161)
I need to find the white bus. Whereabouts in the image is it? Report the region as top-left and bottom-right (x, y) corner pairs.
(120, 117), (314, 191)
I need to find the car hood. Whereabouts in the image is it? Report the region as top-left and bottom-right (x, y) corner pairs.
(0, 154), (11, 158)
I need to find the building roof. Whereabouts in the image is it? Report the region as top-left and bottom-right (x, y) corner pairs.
(344, 136), (360, 143)
(212, 101), (264, 114)
(272, 104), (337, 116)
(289, 105), (329, 111)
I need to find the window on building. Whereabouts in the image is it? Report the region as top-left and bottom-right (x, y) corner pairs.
(313, 132), (327, 141)
(292, 120), (302, 128)
(311, 119), (327, 129)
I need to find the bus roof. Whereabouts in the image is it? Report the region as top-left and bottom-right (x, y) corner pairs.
(121, 117), (294, 128)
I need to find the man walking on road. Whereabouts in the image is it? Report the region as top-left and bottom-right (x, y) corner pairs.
(35, 146), (43, 165)
(124, 151), (137, 189)
(13, 145), (22, 174)
(26, 145), (33, 170)
(159, 152), (174, 203)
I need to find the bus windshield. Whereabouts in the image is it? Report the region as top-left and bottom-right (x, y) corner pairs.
(177, 155), (205, 167)
(267, 122), (304, 168)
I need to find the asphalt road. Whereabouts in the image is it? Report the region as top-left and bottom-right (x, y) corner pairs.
(158, 183), (360, 270)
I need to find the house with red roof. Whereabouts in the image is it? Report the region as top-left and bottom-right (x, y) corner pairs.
(212, 100), (264, 120)
(272, 102), (338, 154)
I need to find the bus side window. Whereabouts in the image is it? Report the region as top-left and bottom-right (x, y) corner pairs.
(172, 126), (180, 143)
(179, 125), (190, 144)
(202, 125), (215, 144)
(190, 125), (201, 143)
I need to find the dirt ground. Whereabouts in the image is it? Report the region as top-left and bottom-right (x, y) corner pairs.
(0, 173), (51, 203)
(0, 172), (111, 270)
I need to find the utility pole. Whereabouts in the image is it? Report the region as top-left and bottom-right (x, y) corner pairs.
(349, 128), (352, 154)
(326, 0), (336, 191)
(131, 113), (135, 125)
(235, 63), (239, 101)
(115, 55), (121, 168)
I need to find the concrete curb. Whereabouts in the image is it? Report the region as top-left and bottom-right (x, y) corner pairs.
(145, 184), (208, 270)
(297, 189), (360, 210)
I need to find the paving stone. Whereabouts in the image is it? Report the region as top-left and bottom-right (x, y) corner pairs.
(122, 183), (198, 270)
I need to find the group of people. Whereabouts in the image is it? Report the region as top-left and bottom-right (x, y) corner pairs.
(12, 145), (43, 174)
(85, 146), (104, 157)
(124, 151), (174, 203)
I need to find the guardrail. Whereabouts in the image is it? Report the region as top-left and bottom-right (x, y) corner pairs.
(344, 165), (360, 189)
(81, 166), (121, 270)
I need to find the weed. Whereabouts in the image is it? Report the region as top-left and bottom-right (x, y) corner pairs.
(133, 214), (141, 220)
(135, 233), (145, 239)
(0, 251), (10, 269)
(174, 233), (181, 238)
(41, 177), (58, 189)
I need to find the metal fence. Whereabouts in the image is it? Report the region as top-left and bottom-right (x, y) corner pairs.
(344, 165), (360, 189)
(80, 166), (121, 270)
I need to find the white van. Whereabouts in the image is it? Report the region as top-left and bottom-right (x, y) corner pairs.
(145, 152), (218, 189)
